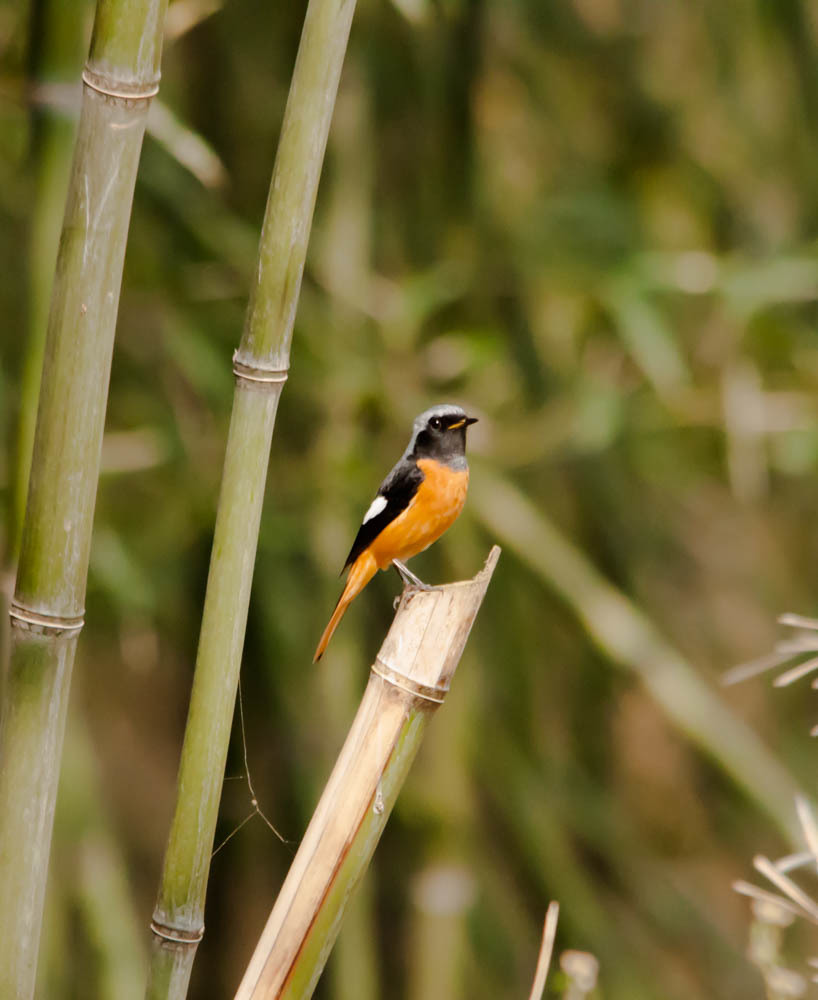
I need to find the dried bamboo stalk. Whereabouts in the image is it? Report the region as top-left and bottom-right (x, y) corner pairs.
(0, 3), (166, 996)
(234, 546), (500, 1000)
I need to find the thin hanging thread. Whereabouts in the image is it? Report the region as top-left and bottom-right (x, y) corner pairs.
(212, 673), (291, 858)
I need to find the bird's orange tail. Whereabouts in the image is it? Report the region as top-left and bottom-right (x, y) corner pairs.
(313, 552), (378, 662)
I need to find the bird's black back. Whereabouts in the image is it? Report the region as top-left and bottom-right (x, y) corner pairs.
(341, 458), (425, 572)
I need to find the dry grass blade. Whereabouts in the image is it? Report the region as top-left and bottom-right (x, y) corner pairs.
(753, 856), (818, 923)
(528, 901), (559, 1000)
(733, 881), (808, 923)
(774, 637), (818, 655)
(721, 649), (801, 686)
(778, 614), (818, 631)
(774, 852), (817, 874)
(773, 656), (818, 688)
(722, 614), (818, 722)
(795, 797), (818, 861)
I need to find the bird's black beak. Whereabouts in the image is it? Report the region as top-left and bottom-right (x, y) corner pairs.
(465, 416), (478, 426)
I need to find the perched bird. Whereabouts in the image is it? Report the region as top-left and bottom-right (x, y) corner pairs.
(314, 404), (478, 661)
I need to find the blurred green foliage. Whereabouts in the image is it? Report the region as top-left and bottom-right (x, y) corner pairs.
(4, 0), (818, 997)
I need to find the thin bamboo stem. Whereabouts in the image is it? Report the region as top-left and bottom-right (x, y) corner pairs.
(237, 0), (358, 368)
(146, 1), (358, 995)
(234, 547), (500, 1000)
(0, 3), (166, 996)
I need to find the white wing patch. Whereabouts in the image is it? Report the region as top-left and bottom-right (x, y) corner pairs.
(362, 495), (388, 524)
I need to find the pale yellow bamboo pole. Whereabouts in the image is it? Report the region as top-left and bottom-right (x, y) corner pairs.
(235, 547), (501, 1000)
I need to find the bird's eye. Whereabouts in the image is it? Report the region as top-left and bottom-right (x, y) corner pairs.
(430, 416), (442, 431)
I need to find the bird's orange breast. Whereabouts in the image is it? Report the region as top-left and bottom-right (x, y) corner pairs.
(368, 459), (469, 569)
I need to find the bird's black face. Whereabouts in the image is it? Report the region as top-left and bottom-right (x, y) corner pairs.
(411, 408), (478, 464)
(426, 411), (478, 437)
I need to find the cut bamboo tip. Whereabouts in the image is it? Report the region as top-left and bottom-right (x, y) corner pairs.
(374, 544), (502, 699)
(234, 546), (500, 1000)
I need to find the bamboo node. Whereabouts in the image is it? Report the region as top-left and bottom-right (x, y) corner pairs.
(8, 603), (84, 636)
(232, 354), (290, 386)
(371, 656), (449, 705)
(149, 919), (205, 944)
(81, 67), (161, 101)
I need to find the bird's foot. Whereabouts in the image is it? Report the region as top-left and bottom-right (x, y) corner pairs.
(393, 560), (435, 591)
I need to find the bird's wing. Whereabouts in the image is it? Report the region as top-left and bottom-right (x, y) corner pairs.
(341, 459), (425, 572)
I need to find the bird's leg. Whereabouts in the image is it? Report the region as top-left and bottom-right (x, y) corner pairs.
(393, 559), (434, 591)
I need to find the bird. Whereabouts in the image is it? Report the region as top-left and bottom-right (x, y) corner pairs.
(313, 404), (478, 662)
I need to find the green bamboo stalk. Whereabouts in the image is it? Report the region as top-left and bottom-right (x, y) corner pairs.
(15, 6), (145, 996)
(0, 3), (166, 996)
(470, 468), (802, 843)
(235, 549), (500, 1000)
(146, 1), (358, 994)
(10, 0), (86, 565)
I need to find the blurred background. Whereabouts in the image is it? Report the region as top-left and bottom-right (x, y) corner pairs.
(2, 0), (818, 996)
